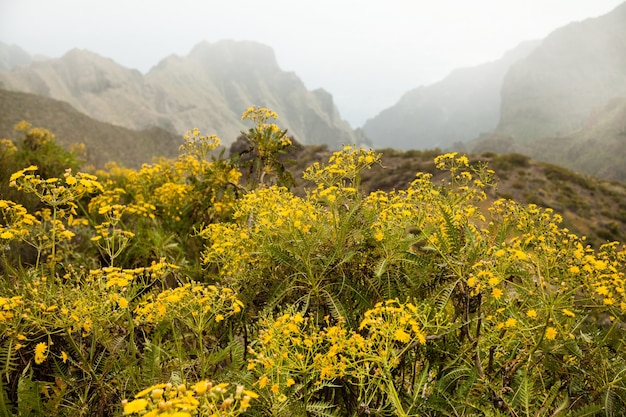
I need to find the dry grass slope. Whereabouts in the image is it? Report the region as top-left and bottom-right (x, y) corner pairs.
(0, 89), (181, 168)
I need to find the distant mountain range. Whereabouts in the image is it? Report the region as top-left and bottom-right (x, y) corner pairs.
(0, 40), (366, 151)
(362, 40), (539, 150)
(363, 1), (626, 181)
(0, 43), (32, 71)
(1, 2), (625, 180)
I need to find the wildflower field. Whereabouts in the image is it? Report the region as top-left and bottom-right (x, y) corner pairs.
(1, 108), (626, 416)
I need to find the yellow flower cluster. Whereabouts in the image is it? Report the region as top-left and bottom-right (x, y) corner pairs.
(94, 134), (241, 228)
(249, 311), (374, 398)
(365, 189), (420, 243)
(0, 295), (23, 324)
(13, 121), (56, 149)
(34, 341), (48, 364)
(303, 145), (381, 190)
(0, 138), (17, 155)
(153, 182), (193, 220)
(134, 283), (243, 327)
(0, 260), (181, 375)
(200, 223), (255, 279)
(180, 128), (221, 161)
(241, 105), (278, 124)
(360, 299), (427, 346)
(434, 152), (469, 172)
(89, 188), (156, 219)
(234, 186), (320, 234)
(240, 106), (292, 172)
(122, 380), (258, 416)
(583, 242), (626, 310)
(10, 167), (103, 206)
(249, 301), (431, 401)
(0, 200), (39, 245)
(202, 186), (324, 281)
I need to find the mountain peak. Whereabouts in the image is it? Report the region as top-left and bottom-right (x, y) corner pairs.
(187, 40), (280, 72)
(0, 41), (32, 71)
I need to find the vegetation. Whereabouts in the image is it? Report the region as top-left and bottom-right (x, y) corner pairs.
(1, 108), (626, 416)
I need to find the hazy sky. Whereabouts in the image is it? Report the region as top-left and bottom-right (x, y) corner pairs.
(1, 0), (624, 127)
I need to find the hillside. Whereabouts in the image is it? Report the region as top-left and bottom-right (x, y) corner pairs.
(265, 144), (626, 248)
(362, 41), (538, 150)
(0, 89), (181, 168)
(0, 40), (365, 148)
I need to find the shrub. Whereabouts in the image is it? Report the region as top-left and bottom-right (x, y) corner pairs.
(1, 113), (625, 417)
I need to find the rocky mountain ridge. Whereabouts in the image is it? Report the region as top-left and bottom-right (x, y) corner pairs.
(0, 40), (365, 149)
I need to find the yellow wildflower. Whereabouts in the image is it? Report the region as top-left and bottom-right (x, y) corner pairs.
(258, 375), (269, 388)
(545, 327), (557, 340)
(123, 398), (149, 414)
(34, 342), (47, 364)
(394, 329), (411, 343)
(504, 318), (517, 328)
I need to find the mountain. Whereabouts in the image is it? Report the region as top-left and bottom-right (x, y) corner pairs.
(362, 41), (539, 150)
(0, 89), (180, 168)
(0, 40), (365, 148)
(0, 42), (32, 71)
(473, 97), (626, 181)
(468, 2), (626, 181)
(496, 2), (626, 141)
(0, 49), (174, 133)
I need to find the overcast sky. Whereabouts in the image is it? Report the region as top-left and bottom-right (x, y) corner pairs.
(1, 0), (624, 127)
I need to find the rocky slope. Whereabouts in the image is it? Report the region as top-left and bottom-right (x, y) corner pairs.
(468, 2), (626, 181)
(0, 40), (365, 148)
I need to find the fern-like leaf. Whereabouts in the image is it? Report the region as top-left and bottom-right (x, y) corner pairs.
(510, 369), (531, 417)
(306, 400), (341, 417)
(0, 341), (20, 376)
(565, 403), (603, 417)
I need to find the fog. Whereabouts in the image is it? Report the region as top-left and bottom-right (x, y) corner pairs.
(1, 0), (623, 126)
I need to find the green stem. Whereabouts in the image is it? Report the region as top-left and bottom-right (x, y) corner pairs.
(0, 366), (12, 417)
(383, 367), (409, 417)
(49, 205), (58, 279)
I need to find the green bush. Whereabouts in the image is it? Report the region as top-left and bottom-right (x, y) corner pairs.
(1, 111), (625, 417)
